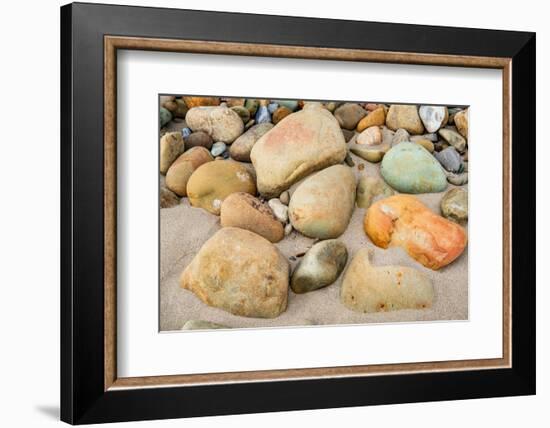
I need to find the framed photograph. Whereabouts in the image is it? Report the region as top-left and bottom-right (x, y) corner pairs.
(60, 2), (536, 424)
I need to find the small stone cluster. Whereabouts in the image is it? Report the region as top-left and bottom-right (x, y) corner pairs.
(159, 96), (469, 328)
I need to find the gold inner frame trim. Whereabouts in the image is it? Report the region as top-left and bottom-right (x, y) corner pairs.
(104, 35), (512, 391)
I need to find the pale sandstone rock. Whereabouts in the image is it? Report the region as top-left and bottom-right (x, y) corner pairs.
(180, 227), (289, 318)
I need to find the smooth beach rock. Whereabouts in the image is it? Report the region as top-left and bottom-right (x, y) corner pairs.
(350, 142), (390, 163)
(288, 165), (356, 239)
(159, 132), (184, 174)
(380, 142), (447, 193)
(180, 227), (289, 318)
(268, 103), (279, 113)
(229, 123), (274, 162)
(290, 240), (348, 294)
(160, 187), (179, 208)
(272, 106), (292, 125)
(255, 105), (271, 124)
(441, 187), (468, 224)
(454, 109), (469, 138)
(356, 126), (382, 146)
(413, 138), (435, 153)
(364, 195), (468, 270)
(160, 107), (172, 127)
(447, 172), (468, 186)
(356, 106), (386, 132)
(181, 320), (229, 330)
(220, 192), (284, 243)
(163, 98), (189, 119)
(186, 160), (256, 215)
(245, 99), (259, 116)
(250, 103), (347, 197)
(185, 131), (213, 150)
(419, 106), (448, 133)
(165, 147), (213, 196)
(225, 98), (245, 108)
(279, 190), (290, 205)
(181, 127), (192, 139)
(268, 198), (289, 223)
(160, 95), (175, 105)
(230, 105), (251, 124)
(342, 129), (356, 142)
(324, 101), (340, 112)
(186, 106), (244, 144)
(272, 99), (299, 111)
(211, 142), (227, 157)
(334, 103), (367, 130)
(434, 146), (463, 173)
(182, 96), (220, 108)
(341, 248), (434, 313)
(356, 175), (395, 208)
(439, 128), (467, 152)
(386, 105), (424, 135)
(392, 128), (410, 146)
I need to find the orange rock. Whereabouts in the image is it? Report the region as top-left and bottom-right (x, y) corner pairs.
(364, 195), (467, 270)
(356, 107), (386, 132)
(182, 96), (220, 108)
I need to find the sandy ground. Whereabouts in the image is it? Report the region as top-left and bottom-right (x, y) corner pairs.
(159, 137), (468, 331)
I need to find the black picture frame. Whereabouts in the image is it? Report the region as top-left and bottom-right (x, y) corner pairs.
(61, 2), (536, 424)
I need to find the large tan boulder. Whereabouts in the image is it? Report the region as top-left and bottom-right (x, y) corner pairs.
(180, 227), (289, 318)
(185, 105), (244, 143)
(288, 165), (356, 239)
(186, 160), (256, 215)
(250, 103), (347, 197)
(341, 248), (434, 313)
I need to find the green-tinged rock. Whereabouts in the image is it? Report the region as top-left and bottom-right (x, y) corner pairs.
(181, 320), (229, 330)
(272, 99), (299, 111)
(160, 107), (172, 127)
(289, 165), (356, 239)
(380, 142), (447, 193)
(291, 240), (348, 294)
(441, 188), (468, 223)
(230, 105), (251, 124)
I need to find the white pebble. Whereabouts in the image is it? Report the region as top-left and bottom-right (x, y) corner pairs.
(268, 198), (288, 223)
(211, 142), (227, 157)
(284, 223), (293, 236)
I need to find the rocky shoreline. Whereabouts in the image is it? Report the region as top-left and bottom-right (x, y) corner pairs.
(159, 96), (469, 331)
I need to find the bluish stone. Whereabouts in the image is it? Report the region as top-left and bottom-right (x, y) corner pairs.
(181, 127), (192, 139)
(211, 142), (227, 157)
(255, 105), (271, 124)
(380, 142), (447, 194)
(267, 103), (279, 114)
(160, 107), (172, 127)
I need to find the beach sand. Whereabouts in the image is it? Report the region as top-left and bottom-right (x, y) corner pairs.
(159, 143), (469, 331)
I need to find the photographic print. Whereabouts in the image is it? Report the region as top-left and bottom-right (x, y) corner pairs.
(159, 96), (469, 331)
